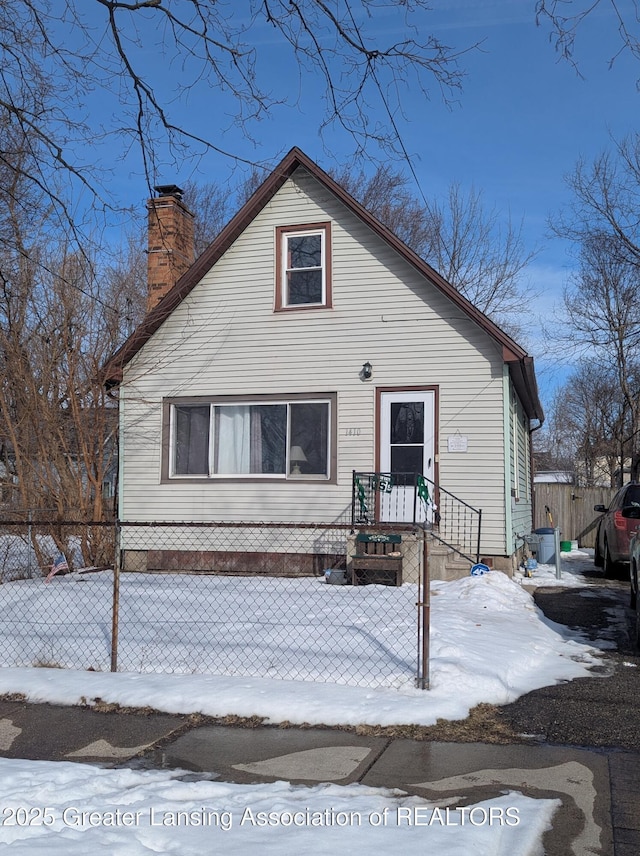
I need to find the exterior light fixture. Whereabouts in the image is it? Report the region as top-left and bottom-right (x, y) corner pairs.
(361, 361), (373, 380)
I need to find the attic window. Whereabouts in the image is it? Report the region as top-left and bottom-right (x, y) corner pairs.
(275, 223), (331, 310)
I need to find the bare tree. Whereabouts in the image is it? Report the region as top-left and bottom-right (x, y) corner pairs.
(0, 124), (144, 565)
(424, 184), (536, 334)
(180, 173), (269, 259)
(334, 165), (536, 336)
(545, 361), (629, 486)
(561, 233), (640, 481)
(0, 0), (476, 259)
(536, 0), (640, 75)
(181, 181), (237, 260)
(331, 165), (433, 255)
(554, 136), (640, 263)
(550, 136), (640, 480)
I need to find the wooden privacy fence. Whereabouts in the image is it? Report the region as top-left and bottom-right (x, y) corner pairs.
(533, 484), (617, 548)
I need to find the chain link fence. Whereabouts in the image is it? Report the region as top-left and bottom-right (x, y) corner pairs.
(0, 519), (429, 689)
(0, 519), (116, 670)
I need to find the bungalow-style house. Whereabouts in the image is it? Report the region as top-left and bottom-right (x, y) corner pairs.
(104, 147), (543, 579)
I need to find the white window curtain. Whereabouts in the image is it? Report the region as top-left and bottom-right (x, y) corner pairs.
(216, 406), (252, 473)
(215, 406), (265, 474)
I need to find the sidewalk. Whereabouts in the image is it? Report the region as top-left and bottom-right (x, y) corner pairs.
(1, 698), (638, 856)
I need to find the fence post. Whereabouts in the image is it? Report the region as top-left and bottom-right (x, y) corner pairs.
(110, 521), (121, 672)
(27, 510), (32, 578)
(416, 531), (430, 689)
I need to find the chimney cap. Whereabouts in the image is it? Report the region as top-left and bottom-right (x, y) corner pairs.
(154, 184), (184, 200)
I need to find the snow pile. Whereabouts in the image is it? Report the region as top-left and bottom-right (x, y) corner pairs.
(427, 570), (600, 717)
(0, 758), (558, 856)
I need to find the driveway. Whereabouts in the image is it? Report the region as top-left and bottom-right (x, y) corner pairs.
(499, 564), (639, 751)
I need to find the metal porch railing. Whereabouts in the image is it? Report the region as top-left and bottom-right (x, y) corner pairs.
(351, 470), (482, 563)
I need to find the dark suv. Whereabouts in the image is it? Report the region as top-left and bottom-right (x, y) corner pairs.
(594, 482), (640, 577)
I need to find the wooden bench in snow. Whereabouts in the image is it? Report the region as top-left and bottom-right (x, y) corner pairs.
(351, 533), (403, 586)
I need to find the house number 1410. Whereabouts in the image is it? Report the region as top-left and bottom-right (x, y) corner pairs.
(345, 428), (362, 436)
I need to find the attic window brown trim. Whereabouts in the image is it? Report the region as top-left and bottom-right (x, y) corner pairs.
(275, 222), (332, 311)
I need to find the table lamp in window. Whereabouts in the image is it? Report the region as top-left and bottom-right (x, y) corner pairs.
(290, 445), (307, 475)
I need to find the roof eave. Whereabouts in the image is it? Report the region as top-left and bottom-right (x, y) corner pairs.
(506, 355), (545, 423)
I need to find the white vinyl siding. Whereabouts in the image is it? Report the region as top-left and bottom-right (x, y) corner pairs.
(120, 167), (514, 555)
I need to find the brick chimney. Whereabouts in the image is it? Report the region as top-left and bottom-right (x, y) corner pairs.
(147, 184), (195, 312)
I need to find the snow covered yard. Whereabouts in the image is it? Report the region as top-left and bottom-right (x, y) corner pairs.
(0, 568), (603, 727)
(0, 565), (606, 855)
(1, 570), (419, 685)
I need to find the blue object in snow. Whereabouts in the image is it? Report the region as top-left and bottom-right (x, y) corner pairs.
(470, 563), (491, 576)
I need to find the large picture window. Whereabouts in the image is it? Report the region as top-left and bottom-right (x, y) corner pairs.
(275, 223), (331, 310)
(167, 396), (334, 480)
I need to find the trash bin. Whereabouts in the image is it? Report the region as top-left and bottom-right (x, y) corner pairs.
(534, 527), (556, 564)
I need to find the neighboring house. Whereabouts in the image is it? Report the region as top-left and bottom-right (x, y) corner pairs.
(0, 411), (118, 517)
(533, 471), (574, 484)
(104, 148), (543, 578)
(575, 456), (631, 489)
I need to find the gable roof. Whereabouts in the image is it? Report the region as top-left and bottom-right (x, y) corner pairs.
(104, 147), (543, 422)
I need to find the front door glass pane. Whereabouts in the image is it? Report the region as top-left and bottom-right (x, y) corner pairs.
(390, 402), (424, 444)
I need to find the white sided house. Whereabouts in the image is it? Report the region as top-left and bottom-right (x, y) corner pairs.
(105, 148), (543, 581)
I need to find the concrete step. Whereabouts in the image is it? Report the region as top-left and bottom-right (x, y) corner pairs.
(426, 538), (474, 581)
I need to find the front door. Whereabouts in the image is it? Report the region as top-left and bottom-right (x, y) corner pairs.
(379, 390), (435, 523)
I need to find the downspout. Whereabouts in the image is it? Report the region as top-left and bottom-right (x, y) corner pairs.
(529, 417), (544, 531)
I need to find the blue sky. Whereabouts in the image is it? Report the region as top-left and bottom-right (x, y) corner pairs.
(90, 1), (640, 407)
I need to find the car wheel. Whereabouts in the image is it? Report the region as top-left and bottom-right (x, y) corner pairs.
(594, 532), (604, 567)
(631, 562), (638, 610)
(603, 541), (619, 579)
